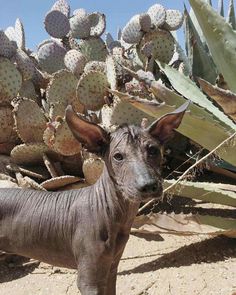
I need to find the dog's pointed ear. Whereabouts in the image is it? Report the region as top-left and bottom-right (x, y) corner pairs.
(146, 101), (190, 144)
(65, 105), (109, 154)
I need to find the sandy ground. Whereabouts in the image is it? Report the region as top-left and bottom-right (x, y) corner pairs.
(0, 233), (236, 295)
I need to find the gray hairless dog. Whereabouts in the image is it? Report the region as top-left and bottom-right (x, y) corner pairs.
(0, 102), (188, 295)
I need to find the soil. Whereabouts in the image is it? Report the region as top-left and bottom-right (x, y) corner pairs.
(0, 233), (236, 295)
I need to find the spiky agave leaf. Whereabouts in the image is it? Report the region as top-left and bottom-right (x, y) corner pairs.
(227, 0), (236, 29)
(189, 0), (236, 93)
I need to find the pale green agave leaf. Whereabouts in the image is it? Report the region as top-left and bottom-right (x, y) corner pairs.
(164, 180), (236, 207)
(184, 8), (217, 84)
(218, 0), (224, 17)
(227, 0), (236, 29)
(113, 90), (236, 166)
(189, 0), (236, 93)
(157, 62), (236, 132)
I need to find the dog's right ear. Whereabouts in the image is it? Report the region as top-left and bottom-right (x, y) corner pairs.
(65, 105), (110, 154)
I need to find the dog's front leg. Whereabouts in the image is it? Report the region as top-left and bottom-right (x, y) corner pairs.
(76, 243), (113, 295)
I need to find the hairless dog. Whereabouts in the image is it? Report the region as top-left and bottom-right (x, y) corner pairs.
(0, 102), (188, 295)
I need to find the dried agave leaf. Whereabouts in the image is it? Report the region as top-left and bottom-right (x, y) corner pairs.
(198, 78), (236, 121)
(132, 212), (236, 238)
(13, 98), (47, 143)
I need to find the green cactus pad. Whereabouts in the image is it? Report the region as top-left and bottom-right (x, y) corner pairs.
(37, 41), (66, 74)
(15, 18), (25, 50)
(138, 29), (175, 64)
(19, 80), (37, 100)
(14, 49), (35, 80)
(46, 69), (83, 119)
(88, 12), (106, 37)
(0, 106), (18, 143)
(0, 57), (22, 102)
(13, 98), (47, 143)
(43, 119), (81, 156)
(79, 37), (108, 62)
(44, 10), (70, 39)
(41, 175), (82, 190)
(84, 61), (106, 73)
(147, 4), (166, 28)
(76, 70), (109, 111)
(106, 55), (117, 91)
(64, 49), (87, 78)
(51, 0), (70, 17)
(82, 155), (104, 184)
(0, 30), (17, 58)
(11, 143), (50, 165)
(163, 9), (184, 31)
(70, 12), (91, 39)
(121, 15), (144, 44)
(101, 97), (152, 127)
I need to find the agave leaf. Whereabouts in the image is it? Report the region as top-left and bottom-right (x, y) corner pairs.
(227, 0), (236, 29)
(184, 8), (217, 83)
(218, 0), (224, 17)
(112, 90), (236, 166)
(157, 62), (236, 131)
(198, 77), (236, 121)
(164, 180), (236, 207)
(132, 212), (236, 238)
(189, 0), (236, 93)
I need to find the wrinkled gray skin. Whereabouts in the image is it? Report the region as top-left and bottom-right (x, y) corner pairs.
(0, 103), (188, 295)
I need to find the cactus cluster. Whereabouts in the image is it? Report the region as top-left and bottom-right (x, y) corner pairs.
(0, 0), (235, 234)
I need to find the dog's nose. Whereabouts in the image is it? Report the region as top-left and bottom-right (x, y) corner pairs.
(138, 180), (158, 194)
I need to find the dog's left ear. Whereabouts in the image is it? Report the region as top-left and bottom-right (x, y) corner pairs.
(147, 101), (190, 144)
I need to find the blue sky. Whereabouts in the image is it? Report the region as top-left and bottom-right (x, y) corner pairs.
(0, 0), (233, 51)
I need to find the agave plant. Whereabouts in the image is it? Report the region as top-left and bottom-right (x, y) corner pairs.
(0, 0), (235, 237)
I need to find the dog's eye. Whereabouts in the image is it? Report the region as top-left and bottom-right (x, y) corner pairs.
(113, 153), (124, 161)
(147, 145), (160, 156)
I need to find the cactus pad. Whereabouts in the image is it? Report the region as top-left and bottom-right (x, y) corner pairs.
(76, 70), (109, 110)
(15, 18), (25, 50)
(19, 80), (37, 100)
(163, 9), (184, 31)
(51, 0), (70, 17)
(0, 30), (17, 58)
(70, 12), (91, 39)
(46, 69), (83, 119)
(64, 49), (87, 78)
(88, 12), (106, 37)
(84, 61), (106, 73)
(106, 55), (117, 91)
(139, 13), (152, 32)
(79, 37), (108, 61)
(138, 29), (175, 63)
(14, 49), (35, 80)
(0, 106), (18, 143)
(43, 119), (81, 156)
(82, 155), (104, 184)
(37, 41), (66, 74)
(101, 98), (152, 127)
(147, 4), (166, 27)
(11, 143), (50, 165)
(0, 57), (22, 102)
(121, 15), (143, 44)
(13, 98), (47, 143)
(44, 10), (70, 39)
(41, 175), (82, 190)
